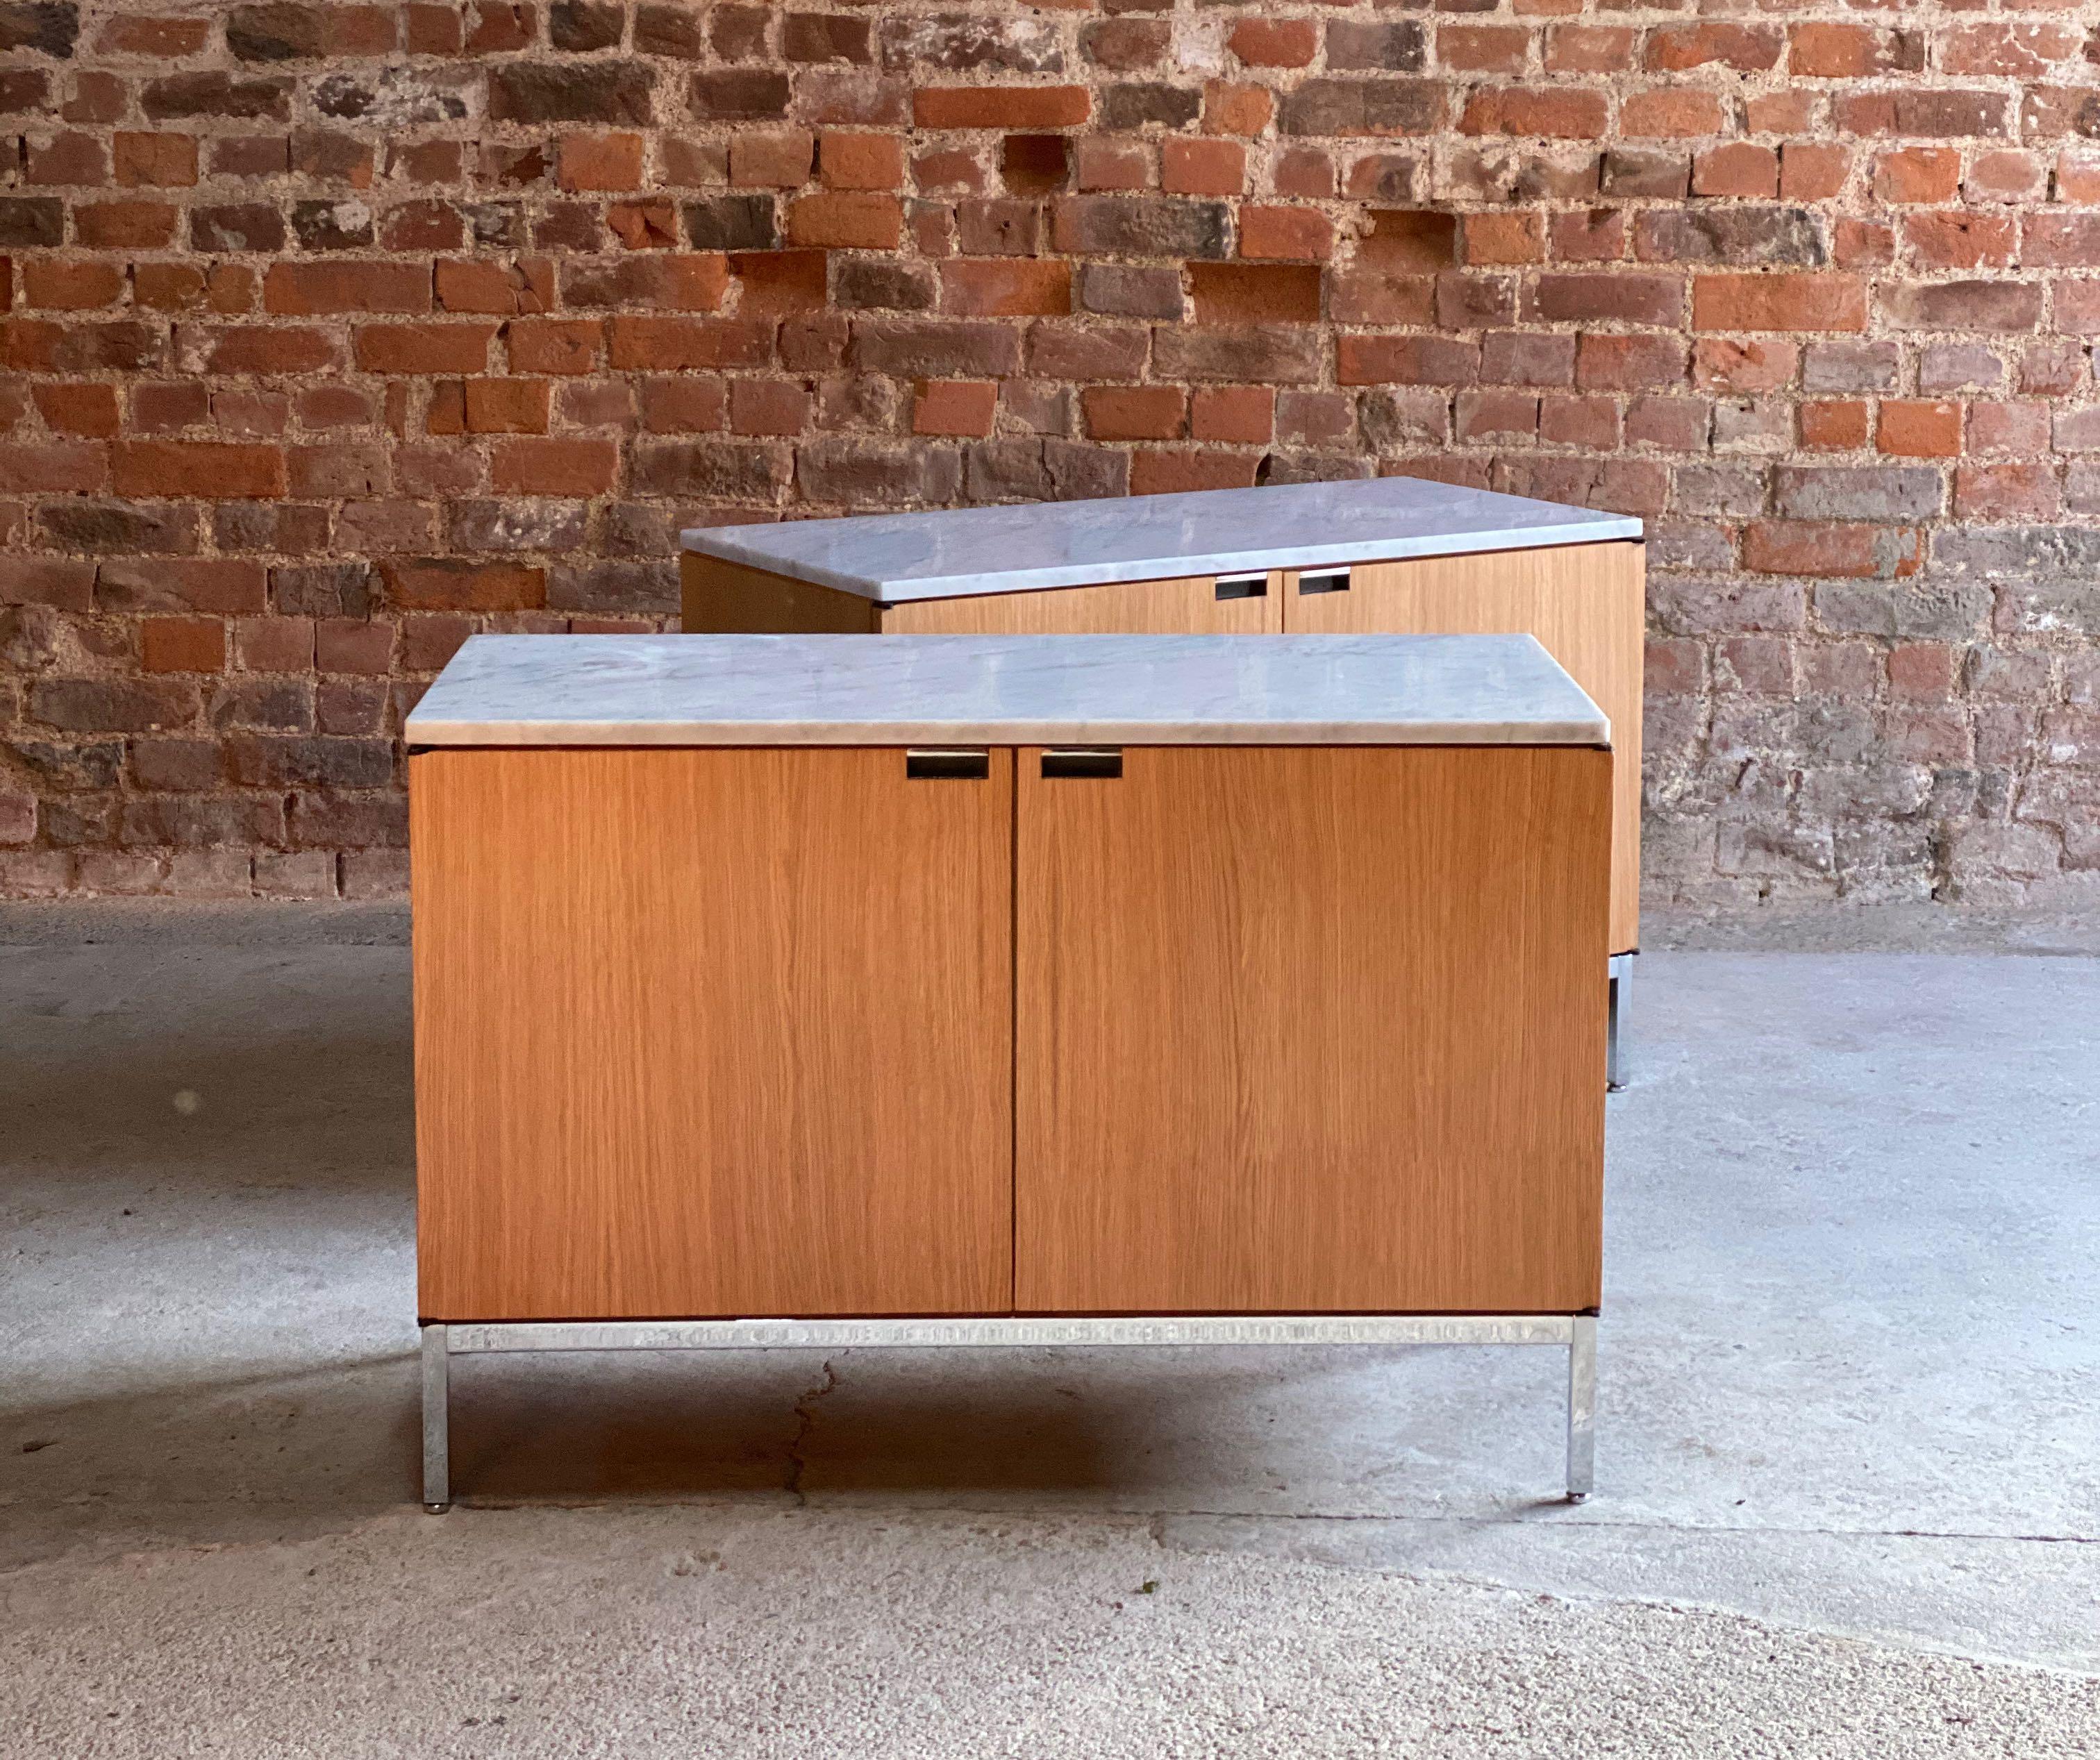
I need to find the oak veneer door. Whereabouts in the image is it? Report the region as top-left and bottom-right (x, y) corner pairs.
(413, 746), (1013, 1321)
(1285, 542), (1644, 957)
(1015, 744), (1609, 1316)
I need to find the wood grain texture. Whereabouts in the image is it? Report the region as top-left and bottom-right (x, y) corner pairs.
(1285, 540), (1644, 954)
(681, 553), (878, 632)
(1015, 744), (1610, 1316)
(878, 571), (1283, 635)
(413, 746), (1012, 1321)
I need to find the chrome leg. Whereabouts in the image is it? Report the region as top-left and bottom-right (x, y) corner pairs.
(1566, 1314), (1597, 1502)
(1606, 953), (1632, 1091)
(422, 1323), (450, 1513)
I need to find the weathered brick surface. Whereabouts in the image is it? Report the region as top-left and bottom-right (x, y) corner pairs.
(2, 2), (2099, 905)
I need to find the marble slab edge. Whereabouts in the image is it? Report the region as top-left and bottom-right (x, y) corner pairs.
(678, 523), (1645, 603)
(406, 717), (1610, 749)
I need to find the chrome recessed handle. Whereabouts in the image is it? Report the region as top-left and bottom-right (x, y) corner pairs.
(1214, 572), (1267, 601)
(1040, 748), (1123, 780)
(1298, 568), (1351, 595)
(906, 749), (990, 780)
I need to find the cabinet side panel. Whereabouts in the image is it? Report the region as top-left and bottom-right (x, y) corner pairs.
(880, 574), (1267, 634)
(1287, 542), (1643, 954)
(681, 553), (878, 632)
(1015, 745), (1609, 1315)
(412, 747), (1012, 1320)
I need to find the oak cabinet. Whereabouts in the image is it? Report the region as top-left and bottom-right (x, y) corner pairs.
(406, 632), (1613, 1506)
(680, 483), (1641, 957)
(410, 647), (1609, 1325)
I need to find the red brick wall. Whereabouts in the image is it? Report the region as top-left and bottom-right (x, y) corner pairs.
(2, 1), (2097, 907)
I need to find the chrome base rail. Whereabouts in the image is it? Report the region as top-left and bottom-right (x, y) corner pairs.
(419, 1311), (1598, 1512)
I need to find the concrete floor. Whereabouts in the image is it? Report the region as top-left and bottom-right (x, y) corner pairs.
(1, 905), (2096, 1753)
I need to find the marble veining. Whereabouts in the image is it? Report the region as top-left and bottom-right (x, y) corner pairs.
(679, 477), (1641, 602)
(406, 634), (1609, 748)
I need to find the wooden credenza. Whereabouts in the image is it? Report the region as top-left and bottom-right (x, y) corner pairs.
(680, 478), (1645, 963)
(406, 632), (1613, 1508)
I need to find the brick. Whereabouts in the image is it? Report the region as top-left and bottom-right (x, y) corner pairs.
(75, 202), (181, 250)
(265, 260), (431, 315)
(786, 192), (902, 249)
(1967, 151), (2044, 207)
(24, 260), (126, 310)
(1530, 274), (1683, 328)
(141, 617), (227, 674)
(1779, 144), (1849, 204)
(1190, 263), (1322, 326)
(1906, 212), (2017, 272)
(1788, 24), (1919, 80)
(1692, 144), (1777, 200)
(1458, 88), (1606, 141)
(1161, 138), (1244, 199)
(941, 259), (1071, 318)
(1547, 26), (1635, 76)
(912, 380), (998, 438)
(1201, 82), (1272, 140)
(1835, 90), (2006, 142)
(1956, 464), (2059, 525)
(1647, 23), (1781, 73)
(112, 442), (287, 499)
(490, 439), (619, 497)
(1192, 386), (1274, 445)
(915, 86), (1090, 131)
(1742, 521), (1888, 579)
(353, 322), (499, 375)
(1229, 19), (1315, 69)
(1879, 280), (2042, 334)
(1130, 450), (1260, 496)
(34, 382), (119, 437)
(1878, 401), (1961, 459)
(1620, 88), (1726, 140)
(558, 132), (646, 194)
(1800, 400), (1869, 451)
(0, 200), (65, 255)
(1941, 22), (2080, 81)
(494, 62), (656, 126)
(1437, 26), (1527, 77)
(382, 559), (545, 612)
(1238, 206), (1330, 262)
(435, 259), (554, 318)
(1462, 212), (1543, 267)
(821, 132), (905, 192)
(1692, 338), (1797, 394)
(1693, 274), (1867, 333)
(114, 131), (199, 187)
(733, 131), (816, 190)
(1052, 196), (1229, 260)
(462, 379), (552, 435)
(1083, 385), (1186, 442)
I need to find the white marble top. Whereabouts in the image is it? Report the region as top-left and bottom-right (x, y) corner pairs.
(406, 634), (1608, 748)
(680, 478), (1640, 602)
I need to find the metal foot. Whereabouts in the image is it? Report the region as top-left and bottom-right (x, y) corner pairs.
(422, 1323), (450, 1512)
(1606, 953), (1632, 1092)
(1566, 1314), (1596, 1502)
